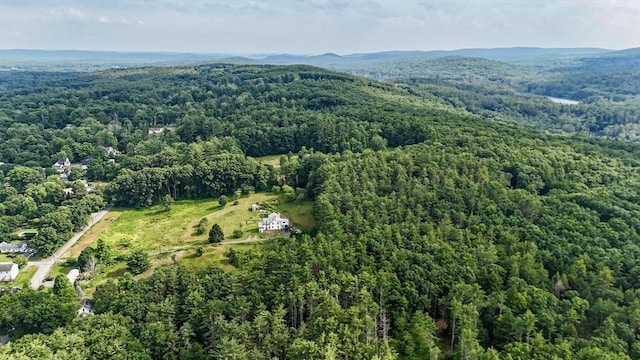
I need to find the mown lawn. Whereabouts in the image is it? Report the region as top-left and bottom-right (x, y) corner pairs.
(0, 254), (17, 262)
(0, 266), (36, 289)
(49, 260), (77, 280)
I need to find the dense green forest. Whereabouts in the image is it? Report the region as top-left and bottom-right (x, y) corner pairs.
(327, 49), (640, 102)
(331, 55), (640, 141)
(0, 64), (639, 359)
(401, 77), (640, 141)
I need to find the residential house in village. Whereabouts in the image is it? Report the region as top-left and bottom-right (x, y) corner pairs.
(258, 212), (289, 233)
(52, 157), (71, 172)
(148, 127), (164, 135)
(102, 146), (119, 156)
(0, 263), (19, 282)
(78, 299), (94, 316)
(0, 242), (28, 253)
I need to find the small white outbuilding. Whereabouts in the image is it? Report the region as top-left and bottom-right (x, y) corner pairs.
(67, 269), (80, 284)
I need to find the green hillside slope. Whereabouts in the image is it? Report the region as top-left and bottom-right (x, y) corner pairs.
(0, 65), (639, 359)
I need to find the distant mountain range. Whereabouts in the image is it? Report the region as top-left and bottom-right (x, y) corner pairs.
(0, 47), (630, 71)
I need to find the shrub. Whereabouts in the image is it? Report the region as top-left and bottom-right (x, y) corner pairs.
(195, 246), (205, 257)
(218, 195), (228, 207)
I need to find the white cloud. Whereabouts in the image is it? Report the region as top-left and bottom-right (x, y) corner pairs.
(0, 0), (637, 53)
(67, 7), (89, 18)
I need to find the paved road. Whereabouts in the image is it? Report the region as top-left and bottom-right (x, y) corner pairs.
(27, 205), (112, 289)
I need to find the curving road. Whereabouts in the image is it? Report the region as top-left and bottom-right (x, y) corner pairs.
(27, 205), (112, 289)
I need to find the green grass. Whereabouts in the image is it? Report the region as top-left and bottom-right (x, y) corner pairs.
(96, 198), (221, 254)
(255, 154), (298, 168)
(279, 200), (315, 230)
(49, 260), (77, 280)
(57, 192), (314, 294)
(179, 242), (266, 270)
(0, 266), (36, 289)
(0, 254), (17, 262)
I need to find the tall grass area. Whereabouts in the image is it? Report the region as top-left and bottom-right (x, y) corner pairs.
(51, 192), (314, 293)
(92, 193), (313, 255)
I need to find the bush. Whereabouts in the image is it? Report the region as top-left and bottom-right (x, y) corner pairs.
(195, 246), (205, 257)
(233, 200), (239, 205)
(232, 229), (243, 238)
(195, 218), (208, 235)
(218, 195), (228, 207)
(241, 185), (254, 195)
(14, 255), (27, 268)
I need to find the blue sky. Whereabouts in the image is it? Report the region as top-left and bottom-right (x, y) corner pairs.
(1, 0), (638, 54)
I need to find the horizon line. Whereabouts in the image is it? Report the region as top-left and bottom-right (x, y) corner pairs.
(0, 46), (631, 58)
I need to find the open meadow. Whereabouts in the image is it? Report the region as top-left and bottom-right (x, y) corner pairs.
(51, 192), (314, 293)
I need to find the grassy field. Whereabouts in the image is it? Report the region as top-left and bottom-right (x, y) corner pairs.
(52, 192), (314, 293)
(255, 154), (298, 168)
(62, 192), (313, 257)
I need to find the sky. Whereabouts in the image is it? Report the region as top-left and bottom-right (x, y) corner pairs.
(0, 0), (639, 54)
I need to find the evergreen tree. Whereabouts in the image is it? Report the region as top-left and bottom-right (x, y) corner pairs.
(127, 249), (150, 274)
(209, 224), (224, 243)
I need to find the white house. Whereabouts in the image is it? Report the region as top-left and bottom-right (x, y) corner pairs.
(258, 212), (289, 233)
(0, 263), (19, 282)
(78, 299), (94, 317)
(0, 241), (28, 253)
(52, 158), (71, 172)
(102, 146), (119, 156)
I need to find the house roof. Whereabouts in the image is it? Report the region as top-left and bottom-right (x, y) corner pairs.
(260, 212), (288, 225)
(0, 242), (27, 251)
(0, 263), (16, 272)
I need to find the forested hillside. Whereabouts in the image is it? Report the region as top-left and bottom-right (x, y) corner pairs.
(279, 53), (640, 142)
(0, 64), (639, 359)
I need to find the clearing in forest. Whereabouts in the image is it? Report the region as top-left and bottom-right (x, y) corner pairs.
(62, 192), (312, 257)
(51, 192), (314, 293)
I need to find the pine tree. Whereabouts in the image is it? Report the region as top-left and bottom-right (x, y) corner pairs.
(209, 223), (224, 243)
